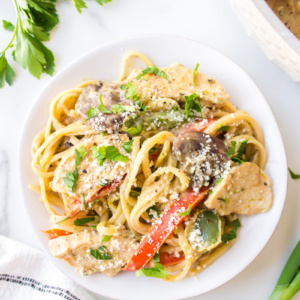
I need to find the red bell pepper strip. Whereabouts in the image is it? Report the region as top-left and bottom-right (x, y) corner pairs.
(175, 118), (216, 136)
(159, 251), (185, 267)
(126, 188), (208, 271)
(42, 229), (72, 240)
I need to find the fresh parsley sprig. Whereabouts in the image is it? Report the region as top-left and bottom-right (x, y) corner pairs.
(120, 82), (147, 111)
(136, 65), (169, 81)
(1, 0), (112, 88)
(91, 145), (128, 166)
(185, 93), (203, 118)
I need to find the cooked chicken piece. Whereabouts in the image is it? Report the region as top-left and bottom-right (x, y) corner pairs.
(75, 83), (134, 133)
(51, 134), (130, 203)
(204, 162), (272, 215)
(124, 63), (230, 106)
(49, 227), (139, 276)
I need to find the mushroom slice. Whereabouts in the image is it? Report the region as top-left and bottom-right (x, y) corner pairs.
(75, 83), (134, 133)
(173, 131), (230, 190)
(124, 63), (230, 106)
(49, 226), (138, 276)
(204, 162), (273, 215)
(186, 210), (222, 253)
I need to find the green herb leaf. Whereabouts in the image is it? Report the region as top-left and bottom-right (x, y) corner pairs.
(127, 125), (142, 136)
(111, 103), (135, 114)
(62, 169), (79, 192)
(74, 149), (83, 166)
(221, 219), (241, 244)
(0, 53), (16, 88)
(90, 248), (112, 260)
(79, 145), (86, 158)
(72, 0), (87, 14)
(120, 82), (146, 111)
(208, 190), (213, 195)
(94, 0), (112, 5)
(136, 65), (169, 80)
(215, 177), (223, 185)
(136, 262), (167, 278)
(122, 140), (134, 153)
(2, 20), (15, 32)
(238, 140), (249, 158)
(91, 145), (106, 166)
(231, 157), (243, 164)
(217, 125), (230, 132)
(129, 187), (141, 198)
(177, 204), (192, 217)
(226, 141), (236, 157)
(102, 235), (112, 242)
(154, 253), (160, 263)
(185, 93), (203, 118)
(192, 63), (199, 86)
(289, 168), (300, 180)
(91, 145), (128, 166)
(146, 204), (160, 220)
(74, 217), (95, 226)
(85, 107), (99, 121)
(99, 245), (106, 251)
(98, 93), (112, 114)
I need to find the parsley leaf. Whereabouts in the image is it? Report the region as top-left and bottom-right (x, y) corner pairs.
(72, 0), (87, 14)
(153, 253), (160, 263)
(94, 0), (112, 6)
(91, 145), (128, 166)
(102, 235), (112, 242)
(62, 169), (78, 192)
(98, 93), (112, 114)
(85, 107), (99, 121)
(79, 145), (86, 158)
(218, 125), (230, 132)
(146, 204), (161, 220)
(2, 20), (15, 32)
(237, 140), (249, 158)
(289, 168), (300, 179)
(0, 53), (16, 88)
(221, 219), (241, 244)
(74, 217), (95, 226)
(192, 63), (199, 86)
(90, 247), (112, 260)
(231, 157), (243, 164)
(74, 149), (83, 166)
(111, 103), (135, 114)
(122, 140), (134, 153)
(226, 141), (236, 157)
(127, 125), (142, 136)
(177, 204), (192, 217)
(136, 65), (169, 80)
(136, 262), (167, 278)
(185, 93), (203, 118)
(215, 177), (223, 185)
(120, 82), (146, 111)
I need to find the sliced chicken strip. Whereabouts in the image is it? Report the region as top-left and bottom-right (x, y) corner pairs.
(51, 134), (130, 205)
(124, 63), (230, 106)
(49, 226), (138, 276)
(75, 83), (134, 133)
(204, 162), (272, 215)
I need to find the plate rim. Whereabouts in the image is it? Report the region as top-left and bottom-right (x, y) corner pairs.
(18, 33), (288, 300)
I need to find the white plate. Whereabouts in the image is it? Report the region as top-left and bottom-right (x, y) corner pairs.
(18, 35), (287, 300)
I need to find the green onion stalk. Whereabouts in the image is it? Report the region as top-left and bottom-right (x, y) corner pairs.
(269, 240), (300, 300)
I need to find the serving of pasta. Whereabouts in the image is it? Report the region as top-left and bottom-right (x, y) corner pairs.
(30, 52), (273, 282)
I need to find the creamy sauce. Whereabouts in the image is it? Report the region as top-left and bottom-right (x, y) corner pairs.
(266, 0), (300, 39)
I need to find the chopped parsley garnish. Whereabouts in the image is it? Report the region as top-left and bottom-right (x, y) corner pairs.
(136, 262), (167, 278)
(208, 190), (213, 195)
(237, 140), (249, 158)
(185, 93), (203, 118)
(129, 187), (142, 198)
(120, 82), (146, 111)
(146, 204), (161, 220)
(221, 219), (241, 244)
(78, 145), (86, 158)
(62, 148), (85, 192)
(289, 168), (300, 179)
(231, 157), (243, 164)
(226, 141), (236, 157)
(91, 145), (128, 166)
(192, 63), (199, 86)
(218, 125), (230, 132)
(97, 93), (112, 114)
(215, 177), (223, 185)
(136, 65), (169, 81)
(74, 217), (95, 226)
(85, 107), (99, 121)
(100, 177), (110, 187)
(127, 125), (142, 136)
(111, 103), (135, 114)
(102, 132), (106, 136)
(90, 247), (112, 260)
(153, 253), (160, 263)
(122, 140), (134, 153)
(2, 20), (15, 32)
(177, 204), (192, 217)
(102, 235), (112, 242)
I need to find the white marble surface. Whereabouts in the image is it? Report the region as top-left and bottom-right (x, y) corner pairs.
(0, 1), (300, 299)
